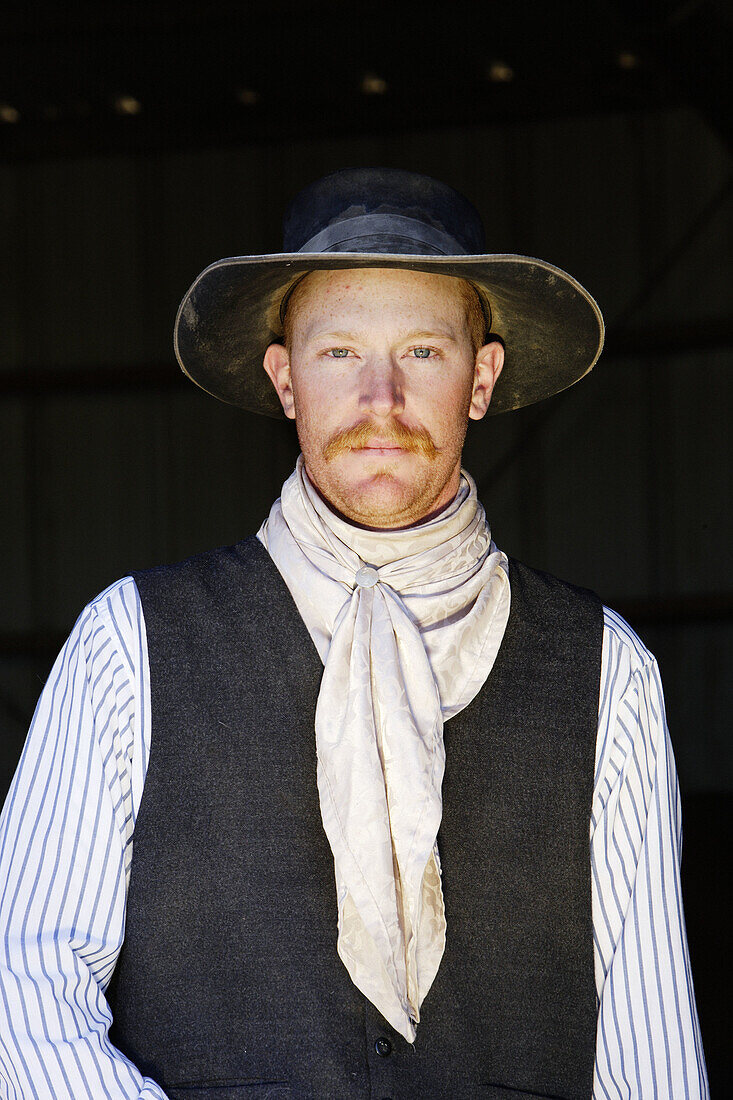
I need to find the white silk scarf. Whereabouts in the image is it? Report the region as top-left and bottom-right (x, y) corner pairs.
(258, 457), (510, 1041)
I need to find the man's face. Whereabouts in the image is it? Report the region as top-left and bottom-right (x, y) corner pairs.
(263, 267), (503, 529)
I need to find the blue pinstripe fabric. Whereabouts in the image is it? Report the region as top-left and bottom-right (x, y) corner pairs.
(0, 579), (709, 1099)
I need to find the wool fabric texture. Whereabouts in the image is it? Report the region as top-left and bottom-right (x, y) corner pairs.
(258, 457), (510, 1041)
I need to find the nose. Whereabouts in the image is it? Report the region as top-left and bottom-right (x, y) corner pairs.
(358, 357), (405, 417)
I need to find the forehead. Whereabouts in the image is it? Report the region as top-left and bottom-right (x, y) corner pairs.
(286, 266), (466, 335)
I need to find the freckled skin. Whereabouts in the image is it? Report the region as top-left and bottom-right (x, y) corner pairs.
(263, 268), (504, 529)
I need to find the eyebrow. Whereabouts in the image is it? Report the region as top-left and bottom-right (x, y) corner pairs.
(309, 328), (460, 342)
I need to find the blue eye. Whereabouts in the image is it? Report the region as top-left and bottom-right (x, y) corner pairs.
(412, 347), (432, 358)
(329, 348), (349, 358)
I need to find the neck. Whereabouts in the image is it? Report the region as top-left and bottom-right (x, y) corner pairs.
(269, 459), (484, 571)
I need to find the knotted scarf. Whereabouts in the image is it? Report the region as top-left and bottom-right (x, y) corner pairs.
(258, 457), (510, 1041)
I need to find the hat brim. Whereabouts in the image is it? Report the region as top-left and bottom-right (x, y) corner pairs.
(174, 252), (604, 417)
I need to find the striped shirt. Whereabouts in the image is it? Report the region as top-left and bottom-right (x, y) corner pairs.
(0, 575), (709, 1099)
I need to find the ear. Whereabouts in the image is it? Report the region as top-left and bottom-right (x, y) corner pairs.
(263, 343), (296, 420)
(469, 340), (505, 420)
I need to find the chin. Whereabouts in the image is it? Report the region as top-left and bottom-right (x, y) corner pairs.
(333, 473), (434, 529)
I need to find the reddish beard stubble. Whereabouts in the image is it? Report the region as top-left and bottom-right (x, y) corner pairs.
(322, 419), (438, 463)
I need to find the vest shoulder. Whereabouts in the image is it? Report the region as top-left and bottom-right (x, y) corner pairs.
(131, 535), (274, 603)
(506, 557), (603, 645)
(507, 557), (601, 607)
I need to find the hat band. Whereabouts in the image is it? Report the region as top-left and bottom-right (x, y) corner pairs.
(297, 213), (468, 256)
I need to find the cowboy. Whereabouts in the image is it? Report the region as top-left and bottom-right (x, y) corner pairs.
(0, 168), (708, 1098)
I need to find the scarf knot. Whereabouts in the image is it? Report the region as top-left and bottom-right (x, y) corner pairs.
(355, 564), (379, 588)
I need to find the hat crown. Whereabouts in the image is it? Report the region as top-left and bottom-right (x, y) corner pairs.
(282, 167), (487, 257)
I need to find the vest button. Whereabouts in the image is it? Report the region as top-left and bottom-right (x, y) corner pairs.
(375, 1036), (392, 1057)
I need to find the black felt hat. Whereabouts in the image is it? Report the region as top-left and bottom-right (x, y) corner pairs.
(174, 167), (604, 417)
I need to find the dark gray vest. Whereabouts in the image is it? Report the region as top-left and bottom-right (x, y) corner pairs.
(107, 537), (602, 1099)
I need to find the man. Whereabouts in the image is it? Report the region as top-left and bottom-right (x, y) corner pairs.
(0, 168), (708, 1098)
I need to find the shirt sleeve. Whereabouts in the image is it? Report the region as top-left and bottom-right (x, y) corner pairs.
(591, 608), (709, 1099)
(0, 578), (167, 1100)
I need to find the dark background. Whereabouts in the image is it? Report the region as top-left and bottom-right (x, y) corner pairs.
(1, 0), (731, 1090)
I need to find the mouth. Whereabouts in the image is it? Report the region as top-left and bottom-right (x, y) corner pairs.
(323, 421), (438, 462)
(354, 443), (407, 454)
